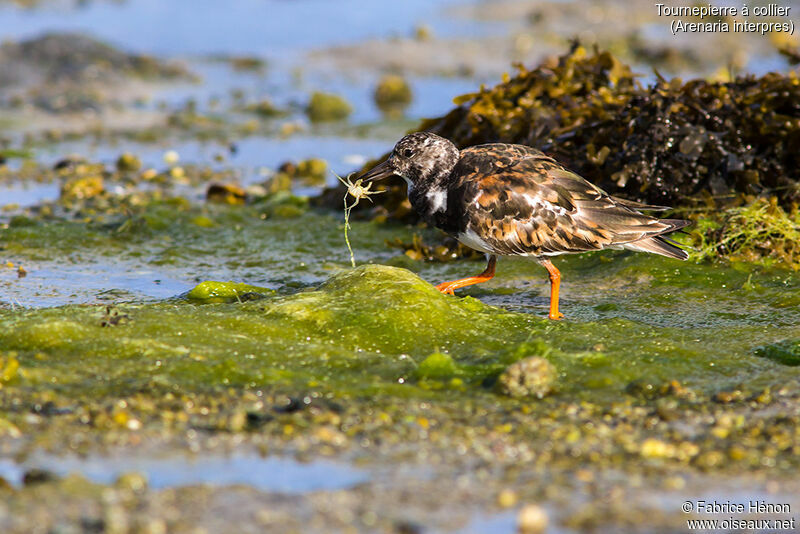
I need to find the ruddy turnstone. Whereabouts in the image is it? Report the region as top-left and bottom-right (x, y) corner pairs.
(361, 132), (690, 320)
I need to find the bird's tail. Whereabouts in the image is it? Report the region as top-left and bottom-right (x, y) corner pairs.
(622, 219), (691, 260)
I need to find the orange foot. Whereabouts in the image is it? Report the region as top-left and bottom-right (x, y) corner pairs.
(435, 256), (496, 297)
(435, 282), (457, 296)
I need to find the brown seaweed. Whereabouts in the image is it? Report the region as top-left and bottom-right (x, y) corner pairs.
(320, 44), (800, 218)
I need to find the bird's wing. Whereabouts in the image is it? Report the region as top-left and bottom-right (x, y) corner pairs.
(454, 145), (685, 256)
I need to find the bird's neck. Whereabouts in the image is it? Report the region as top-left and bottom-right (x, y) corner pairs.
(407, 170), (451, 220)
(405, 145), (459, 219)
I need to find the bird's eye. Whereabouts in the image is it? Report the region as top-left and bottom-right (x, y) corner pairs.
(403, 148), (414, 158)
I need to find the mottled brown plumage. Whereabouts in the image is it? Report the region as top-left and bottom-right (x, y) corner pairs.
(360, 132), (690, 319)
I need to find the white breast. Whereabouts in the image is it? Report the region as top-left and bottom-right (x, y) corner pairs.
(426, 188), (447, 213)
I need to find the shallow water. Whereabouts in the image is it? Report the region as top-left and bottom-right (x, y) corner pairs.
(0, 182), (59, 208)
(0, 451), (367, 493)
(0, 0), (489, 56)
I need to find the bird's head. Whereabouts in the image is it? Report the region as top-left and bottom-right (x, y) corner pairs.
(360, 132), (459, 188)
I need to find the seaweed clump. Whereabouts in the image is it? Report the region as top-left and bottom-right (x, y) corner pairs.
(326, 44), (800, 221)
(421, 44), (800, 208)
(374, 74), (413, 116)
(305, 92), (352, 122)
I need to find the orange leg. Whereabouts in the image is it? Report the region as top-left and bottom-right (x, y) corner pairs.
(436, 255), (496, 295)
(539, 258), (564, 320)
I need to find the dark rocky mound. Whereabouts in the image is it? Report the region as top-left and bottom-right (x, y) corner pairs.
(319, 45), (800, 219)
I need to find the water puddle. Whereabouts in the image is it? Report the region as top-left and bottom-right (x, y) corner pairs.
(0, 451), (368, 494)
(1, 262), (193, 307)
(0, 182), (60, 209)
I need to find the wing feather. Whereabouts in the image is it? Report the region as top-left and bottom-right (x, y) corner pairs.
(452, 144), (689, 258)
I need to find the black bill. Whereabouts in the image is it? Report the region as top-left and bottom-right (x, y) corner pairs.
(359, 159), (395, 182)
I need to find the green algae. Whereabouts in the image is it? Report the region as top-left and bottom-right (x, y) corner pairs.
(755, 340), (800, 367)
(186, 281), (275, 303)
(2, 225), (800, 532)
(683, 197), (800, 269)
(415, 351), (459, 380)
(0, 262), (799, 490)
(2, 264), (799, 402)
(3, 183), (800, 487)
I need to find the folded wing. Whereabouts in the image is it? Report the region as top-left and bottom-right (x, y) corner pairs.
(454, 145), (690, 259)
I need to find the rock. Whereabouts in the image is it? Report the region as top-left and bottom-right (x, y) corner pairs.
(0, 33), (193, 112)
(22, 468), (58, 486)
(497, 488), (518, 508)
(497, 357), (556, 399)
(163, 150), (180, 165)
(115, 472), (148, 492)
(295, 158), (327, 184)
(0, 32), (191, 85)
(60, 175), (104, 201)
(245, 99), (285, 117)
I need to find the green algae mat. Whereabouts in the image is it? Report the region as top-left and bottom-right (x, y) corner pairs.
(4, 261), (800, 404)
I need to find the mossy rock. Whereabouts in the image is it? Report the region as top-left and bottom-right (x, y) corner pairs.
(115, 152), (142, 172)
(244, 99), (285, 117)
(306, 92), (352, 122)
(187, 281), (274, 304)
(374, 74), (412, 114)
(60, 175), (104, 201)
(415, 351), (459, 380)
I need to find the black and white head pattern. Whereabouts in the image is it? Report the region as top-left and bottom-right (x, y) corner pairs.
(386, 132), (459, 188)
